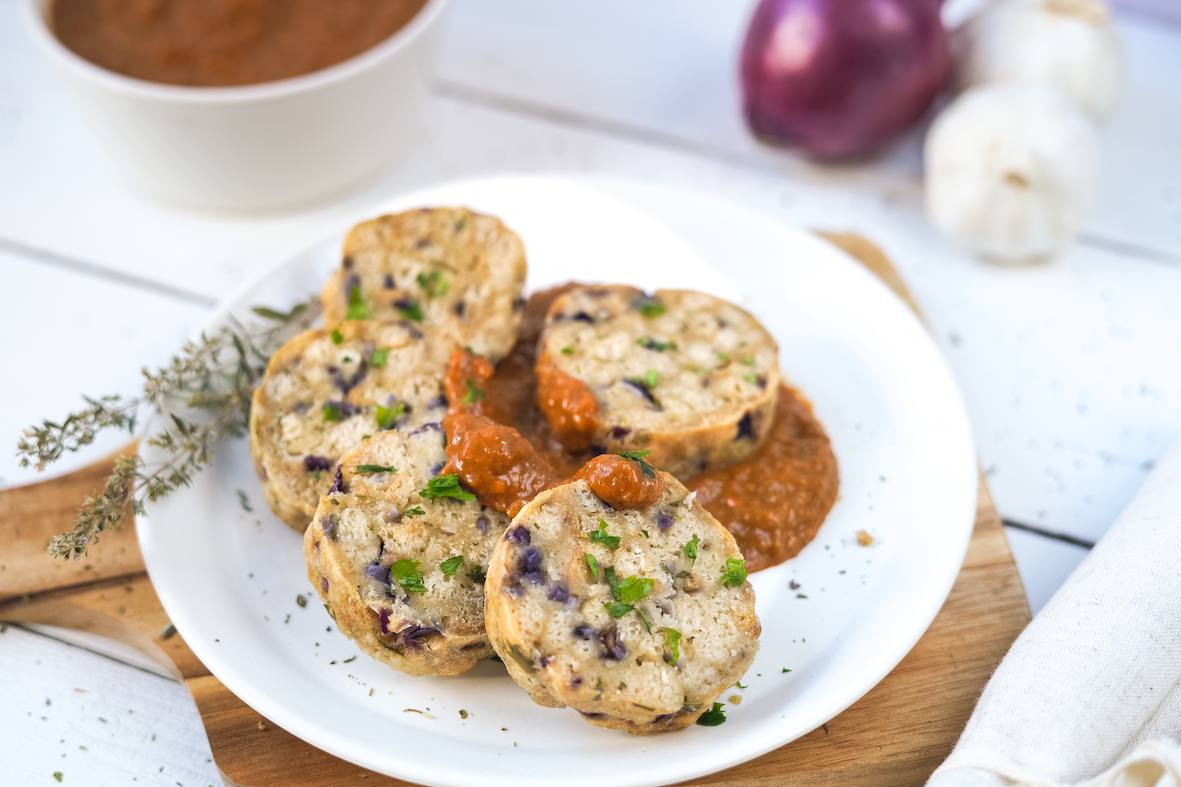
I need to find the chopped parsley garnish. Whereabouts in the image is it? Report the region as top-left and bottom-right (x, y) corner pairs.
(375, 401), (405, 430)
(346, 284), (370, 320)
(663, 627), (682, 664)
(331, 326), (344, 344)
(462, 379), (485, 405)
(466, 565), (486, 584)
(416, 271), (450, 299)
(743, 374), (758, 384)
(371, 347), (390, 369)
(355, 464), (396, 473)
(616, 575), (655, 605)
(420, 473), (476, 501)
(396, 299), (424, 322)
(584, 552), (599, 582)
(716, 352), (730, 363)
(782, 668), (792, 673)
(402, 506), (426, 517)
(682, 535), (700, 564)
(604, 600), (634, 618)
(314, 468), (322, 483)
(237, 490), (252, 512)
(636, 608), (652, 633)
(323, 403), (343, 422)
(736, 681), (748, 689)
(440, 555), (464, 575)
(696, 702), (727, 726)
(641, 529), (650, 538)
(636, 299), (667, 318)
(561, 345), (575, 355)
(645, 369), (659, 388)
(587, 519), (620, 549)
(615, 449), (655, 479)
(720, 557), (748, 587)
(740, 355), (755, 366)
(390, 559), (426, 593)
(636, 337), (677, 352)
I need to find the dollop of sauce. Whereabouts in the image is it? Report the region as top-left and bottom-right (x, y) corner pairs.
(51, 0), (428, 87)
(685, 386), (839, 572)
(535, 356), (600, 452)
(442, 286), (838, 571)
(441, 412), (559, 519)
(574, 455), (665, 511)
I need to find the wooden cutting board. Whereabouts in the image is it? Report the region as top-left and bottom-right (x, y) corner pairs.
(0, 234), (1032, 787)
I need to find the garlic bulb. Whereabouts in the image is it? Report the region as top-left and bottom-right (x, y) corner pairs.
(953, 0), (1123, 119)
(924, 84), (1100, 263)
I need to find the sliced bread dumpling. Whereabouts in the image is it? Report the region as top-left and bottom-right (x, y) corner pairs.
(484, 467), (760, 734)
(536, 285), (780, 476)
(304, 430), (510, 677)
(250, 320), (452, 531)
(322, 207), (528, 362)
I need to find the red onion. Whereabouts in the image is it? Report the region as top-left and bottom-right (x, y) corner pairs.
(740, 0), (950, 159)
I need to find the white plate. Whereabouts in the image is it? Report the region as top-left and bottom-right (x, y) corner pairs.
(137, 175), (977, 787)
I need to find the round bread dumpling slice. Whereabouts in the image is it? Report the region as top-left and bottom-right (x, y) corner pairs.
(536, 285), (780, 476)
(304, 429), (510, 677)
(250, 320), (453, 532)
(322, 207), (528, 363)
(484, 468), (761, 734)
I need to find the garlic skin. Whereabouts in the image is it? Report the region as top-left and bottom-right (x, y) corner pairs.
(953, 0), (1123, 119)
(924, 84), (1100, 263)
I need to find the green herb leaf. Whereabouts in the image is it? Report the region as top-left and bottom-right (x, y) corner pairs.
(396, 299), (424, 323)
(461, 379), (486, 405)
(323, 403), (343, 422)
(604, 600), (634, 618)
(663, 627), (682, 665)
(416, 271), (450, 299)
(390, 559), (426, 593)
(236, 490), (252, 512)
(331, 327), (344, 345)
(355, 464), (396, 474)
(615, 449), (655, 479)
(720, 557), (748, 587)
(782, 668), (792, 673)
(636, 607), (652, 633)
(584, 552), (599, 582)
(615, 575), (655, 605)
(743, 374), (758, 384)
(375, 401), (406, 430)
(636, 337), (677, 352)
(561, 345), (575, 355)
(696, 702), (727, 726)
(314, 468), (322, 484)
(682, 536), (700, 564)
(371, 347), (390, 369)
(645, 369), (659, 389)
(419, 473), (476, 501)
(736, 681), (748, 689)
(641, 529), (650, 539)
(741, 355), (755, 366)
(402, 506), (426, 517)
(346, 284), (370, 320)
(456, 215), (467, 233)
(251, 302), (308, 322)
(634, 298), (666, 318)
(440, 555), (464, 575)
(587, 519), (621, 549)
(605, 566), (620, 600)
(466, 565), (486, 584)
(716, 352), (729, 362)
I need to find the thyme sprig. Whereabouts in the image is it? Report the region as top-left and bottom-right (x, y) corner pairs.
(17, 298), (320, 561)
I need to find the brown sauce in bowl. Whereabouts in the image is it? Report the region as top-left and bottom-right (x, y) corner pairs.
(442, 285), (839, 572)
(51, 0), (429, 87)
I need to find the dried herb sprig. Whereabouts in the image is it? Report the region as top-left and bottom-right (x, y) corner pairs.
(17, 299), (320, 561)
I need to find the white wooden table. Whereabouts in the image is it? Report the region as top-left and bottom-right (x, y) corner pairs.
(2, 1), (1180, 784)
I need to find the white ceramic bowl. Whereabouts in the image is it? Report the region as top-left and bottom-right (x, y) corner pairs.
(21, 0), (449, 209)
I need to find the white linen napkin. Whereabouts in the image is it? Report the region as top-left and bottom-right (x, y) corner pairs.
(928, 437), (1181, 787)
